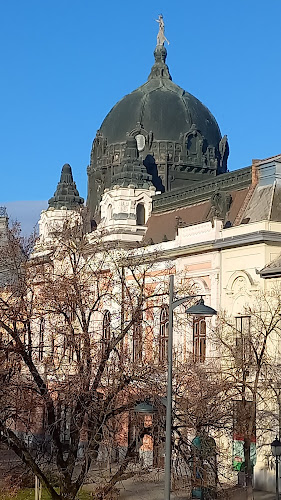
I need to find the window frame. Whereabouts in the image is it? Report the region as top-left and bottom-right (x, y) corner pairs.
(136, 203), (145, 226)
(193, 317), (206, 363)
(235, 315), (251, 364)
(38, 318), (45, 361)
(132, 309), (143, 362)
(159, 305), (169, 363)
(102, 310), (111, 357)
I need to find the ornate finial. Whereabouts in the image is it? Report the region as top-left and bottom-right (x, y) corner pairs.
(148, 45), (172, 81)
(155, 14), (169, 46)
(148, 15), (171, 81)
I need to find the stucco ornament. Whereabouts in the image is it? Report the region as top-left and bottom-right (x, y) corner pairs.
(189, 278), (209, 297)
(219, 135), (229, 173)
(225, 271), (259, 313)
(232, 276), (247, 295)
(209, 190), (232, 224)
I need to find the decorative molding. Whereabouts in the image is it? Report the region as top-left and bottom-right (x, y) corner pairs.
(189, 277), (210, 295)
(225, 270), (259, 296)
(213, 230), (281, 250)
(152, 166), (252, 213)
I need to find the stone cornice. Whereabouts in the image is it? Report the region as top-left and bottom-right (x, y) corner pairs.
(259, 267), (281, 278)
(144, 229), (281, 261)
(213, 230), (281, 250)
(152, 166), (252, 213)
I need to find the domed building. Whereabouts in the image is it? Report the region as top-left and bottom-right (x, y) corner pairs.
(32, 18), (281, 496)
(87, 40), (229, 221)
(37, 17), (281, 250)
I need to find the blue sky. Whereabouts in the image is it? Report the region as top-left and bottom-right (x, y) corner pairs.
(1, 0), (281, 215)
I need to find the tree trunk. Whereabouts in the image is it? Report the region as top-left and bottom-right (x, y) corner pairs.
(244, 437), (253, 500)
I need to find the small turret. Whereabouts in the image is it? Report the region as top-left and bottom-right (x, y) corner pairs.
(34, 164), (84, 253)
(48, 164), (84, 209)
(97, 137), (155, 245)
(112, 137), (153, 189)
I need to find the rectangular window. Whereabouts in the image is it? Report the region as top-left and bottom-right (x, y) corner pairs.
(102, 310), (111, 357)
(193, 318), (206, 363)
(235, 316), (250, 336)
(133, 310), (142, 362)
(38, 318), (45, 361)
(235, 315), (251, 363)
(159, 306), (169, 363)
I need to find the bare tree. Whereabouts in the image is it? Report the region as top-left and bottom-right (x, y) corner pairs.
(169, 356), (234, 498)
(0, 220), (171, 499)
(0, 219), (244, 499)
(215, 288), (281, 500)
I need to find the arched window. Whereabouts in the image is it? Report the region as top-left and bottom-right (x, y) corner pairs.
(38, 318), (45, 361)
(193, 318), (206, 363)
(136, 203), (145, 225)
(107, 204), (113, 221)
(159, 305), (169, 363)
(102, 310), (111, 356)
(133, 310), (142, 362)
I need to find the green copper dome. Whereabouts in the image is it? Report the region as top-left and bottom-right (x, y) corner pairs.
(100, 45), (221, 147)
(87, 38), (229, 221)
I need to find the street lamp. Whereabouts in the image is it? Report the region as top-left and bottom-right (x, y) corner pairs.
(134, 401), (156, 414)
(164, 274), (217, 500)
(271, 436), (281, 500)
(134, 401), (155, 469)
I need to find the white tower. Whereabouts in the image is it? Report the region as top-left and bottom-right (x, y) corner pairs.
(34, 164), (84, 254)
(97, 137), (155, 244)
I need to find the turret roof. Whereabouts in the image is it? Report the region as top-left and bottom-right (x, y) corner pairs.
(48, 164), (84, 210)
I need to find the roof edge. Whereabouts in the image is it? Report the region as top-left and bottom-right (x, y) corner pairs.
(152, 166), (252, 213)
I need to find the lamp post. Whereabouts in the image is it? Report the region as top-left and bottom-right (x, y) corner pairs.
(164, 274), (217, 500)
(134, 401), (156, 469)
(271, 436), (281, 500)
